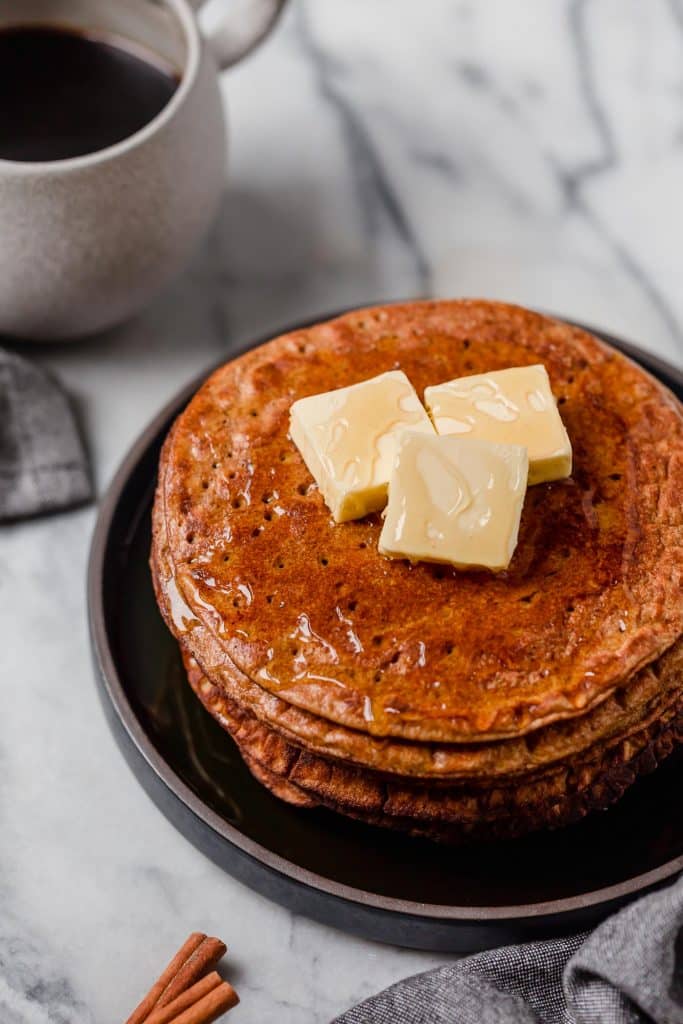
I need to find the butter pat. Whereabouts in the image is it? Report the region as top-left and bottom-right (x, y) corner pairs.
(379, 433), (528, 571)
(290, 370), (435, 522)
(424, 364), (571, 485)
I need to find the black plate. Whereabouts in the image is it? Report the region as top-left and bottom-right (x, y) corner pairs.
(88, 312), (683, 952)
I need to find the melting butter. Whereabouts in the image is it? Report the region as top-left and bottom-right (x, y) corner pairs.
(290, 370), (434, 522)
(424, 364), (572, 485)
(379, 432), (528, 571)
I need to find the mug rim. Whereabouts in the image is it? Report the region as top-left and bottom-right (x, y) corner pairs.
(0, 0), (201, 173)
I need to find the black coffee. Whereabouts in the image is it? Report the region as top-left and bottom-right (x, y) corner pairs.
(0, 26), (179, 161)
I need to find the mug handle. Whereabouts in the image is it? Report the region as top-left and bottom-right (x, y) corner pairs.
(189, 0), (287, 71)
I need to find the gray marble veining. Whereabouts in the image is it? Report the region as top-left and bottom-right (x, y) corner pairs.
(2, 1), (682, 1020)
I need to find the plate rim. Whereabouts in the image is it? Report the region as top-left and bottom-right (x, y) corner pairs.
(87, 305), (683, 925)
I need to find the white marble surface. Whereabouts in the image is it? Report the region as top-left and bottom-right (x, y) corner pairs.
(3, 1), (683, 1020)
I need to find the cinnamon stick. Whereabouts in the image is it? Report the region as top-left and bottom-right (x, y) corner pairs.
(145, 973), (224, 1024)
(163, 982), (239, 1024)
(126, 933), (207, 1024)
(156, 937), (227, 1009)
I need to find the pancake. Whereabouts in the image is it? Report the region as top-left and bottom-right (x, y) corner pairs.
(154, 300), (683, 743)
(152, 526), (683, 780)
(183, 651), (683, 842)
(151, 299), (683, 841)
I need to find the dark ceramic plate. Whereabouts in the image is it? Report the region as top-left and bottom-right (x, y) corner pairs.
(88, 311), (683, 952)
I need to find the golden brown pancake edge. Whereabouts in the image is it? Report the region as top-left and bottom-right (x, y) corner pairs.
(152, 524), (683, 781)
(183, 650), (683, 843)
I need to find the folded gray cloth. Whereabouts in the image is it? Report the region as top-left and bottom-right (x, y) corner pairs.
(0, 348), (92, 520)
(334, 876), (683, 1024)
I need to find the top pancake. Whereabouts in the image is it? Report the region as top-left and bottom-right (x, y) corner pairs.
(156, 300), (683, 742)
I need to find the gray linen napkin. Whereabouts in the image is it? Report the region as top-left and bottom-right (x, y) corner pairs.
(334, 875), (683, 1024)
(0, 348), (92, 520)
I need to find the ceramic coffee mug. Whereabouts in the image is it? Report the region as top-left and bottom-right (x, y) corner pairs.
(0, 0), (286, 340)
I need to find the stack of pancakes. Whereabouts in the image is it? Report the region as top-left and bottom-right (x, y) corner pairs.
(150, 301), (683, 841)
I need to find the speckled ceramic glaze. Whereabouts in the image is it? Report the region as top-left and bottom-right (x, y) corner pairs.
(0, 0), (285, 340)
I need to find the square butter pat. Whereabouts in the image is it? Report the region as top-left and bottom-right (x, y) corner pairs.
(424, 364), (571, 485)
(290, 370), (435, 522)
(379, 433), (528, 571)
